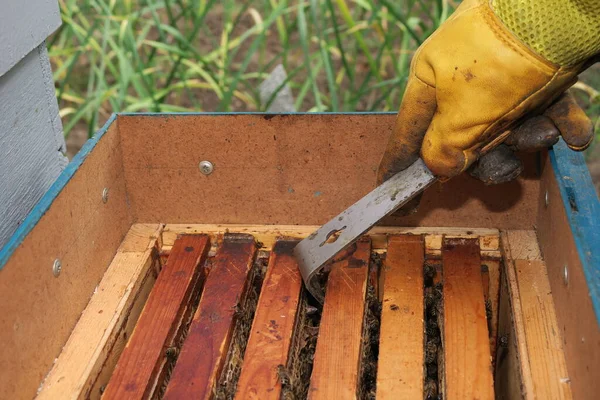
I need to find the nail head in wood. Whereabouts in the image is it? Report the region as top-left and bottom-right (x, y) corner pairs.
(563, 264), (569, 286)
(102, 188), (109, 203)
(52, 259), (62, 277)
(545, 190), (549, 208)
(199, 160), (214, 175)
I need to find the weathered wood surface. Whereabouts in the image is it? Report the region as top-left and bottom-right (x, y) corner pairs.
(0, 0), (61, 75)
(234, 240), (302, 400)
(0, 44), (67, 249)
(103, 235), (210, 400)
(164, 234), (256, 400)
(308, 239), (371, 400)
(377, 235), (424, 399)
(442, 238), (494, 400)
(502, 231), (572, 400)
(36, 224), (163, 400)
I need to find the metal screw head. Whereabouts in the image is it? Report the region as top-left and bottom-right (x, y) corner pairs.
(563, 264), (569, 286)
(53, 259), (62, 277)
(199, 160), (214, 175)
(102, 188), (109, 203)
(544, 191), (549, 208)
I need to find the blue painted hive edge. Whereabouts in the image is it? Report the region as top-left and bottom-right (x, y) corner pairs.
(550, 139), (600, 323)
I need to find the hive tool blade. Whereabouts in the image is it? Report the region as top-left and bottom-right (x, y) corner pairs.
(293, 158), (437, 303)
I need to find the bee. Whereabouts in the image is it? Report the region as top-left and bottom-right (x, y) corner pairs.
(277, 364), (291, 387)
(428, 334), (441, 346)
(165, 347), (179, 360)
(426, 362), (438, 379)
(305, 305), (319, 316)
(424, 379), (438, 400)
(281, 390), (295, 400)
(425, 341), (438, 364)
(213, 386), (228, 400)
(424, 264), (437, 281)
(229, 301), (244, 319)
(425, 287), (435, 308)
(485, 299), (493, 320)
(428, 303), (438, 318)
(426, 320), (439, 338)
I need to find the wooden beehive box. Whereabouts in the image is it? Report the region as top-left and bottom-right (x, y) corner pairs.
(0, 114), (598, 400)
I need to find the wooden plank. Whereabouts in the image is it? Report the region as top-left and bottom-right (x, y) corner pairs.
(161, 224), (500, 258)
(515, 259), (572, 399)
(308, 238), (371, 400)
(538, 160), (600, 399)
(103, 234), (211, 400)
(504, 230), (541, 260)
(0, 120), (132, 400)
(502, 231), (572, 399)
(377, 235), (424, 399)
(36, 224), (162, 400)
(442, 238), (494, 400)
(164, 234), (257, 399)
(234, 240), (302, 400)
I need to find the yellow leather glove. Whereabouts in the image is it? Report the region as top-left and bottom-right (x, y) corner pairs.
(377, 0), (598, 184)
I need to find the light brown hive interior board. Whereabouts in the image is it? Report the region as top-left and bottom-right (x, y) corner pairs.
(500, 230), (572, 399)
(536, 155), (600, 399)
(36, 224), (162, 400)
(117, 114), (540, 229)
(309, 239), (371, 399)
(442, 238), (494, 399)
(0, 122), (134, 400)
(377, 235), (425, 398)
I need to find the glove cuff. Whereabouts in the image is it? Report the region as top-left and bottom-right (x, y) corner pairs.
(491, 0), (600, 67)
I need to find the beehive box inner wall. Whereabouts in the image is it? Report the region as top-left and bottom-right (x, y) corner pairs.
(0, 114), (596, 399)
(117, 114), (541, 229)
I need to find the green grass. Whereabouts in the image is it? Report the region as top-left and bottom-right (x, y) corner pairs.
(48, 0), (455, 139)
(48, 0), (598, 159)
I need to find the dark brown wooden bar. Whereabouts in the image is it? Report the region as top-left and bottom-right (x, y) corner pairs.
(234, 240), (303, 400)
(102, 234), (210, 400)
(163, 234), (256, 400)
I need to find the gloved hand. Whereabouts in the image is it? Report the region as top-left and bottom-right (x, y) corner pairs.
(377, 0), (598, 187)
